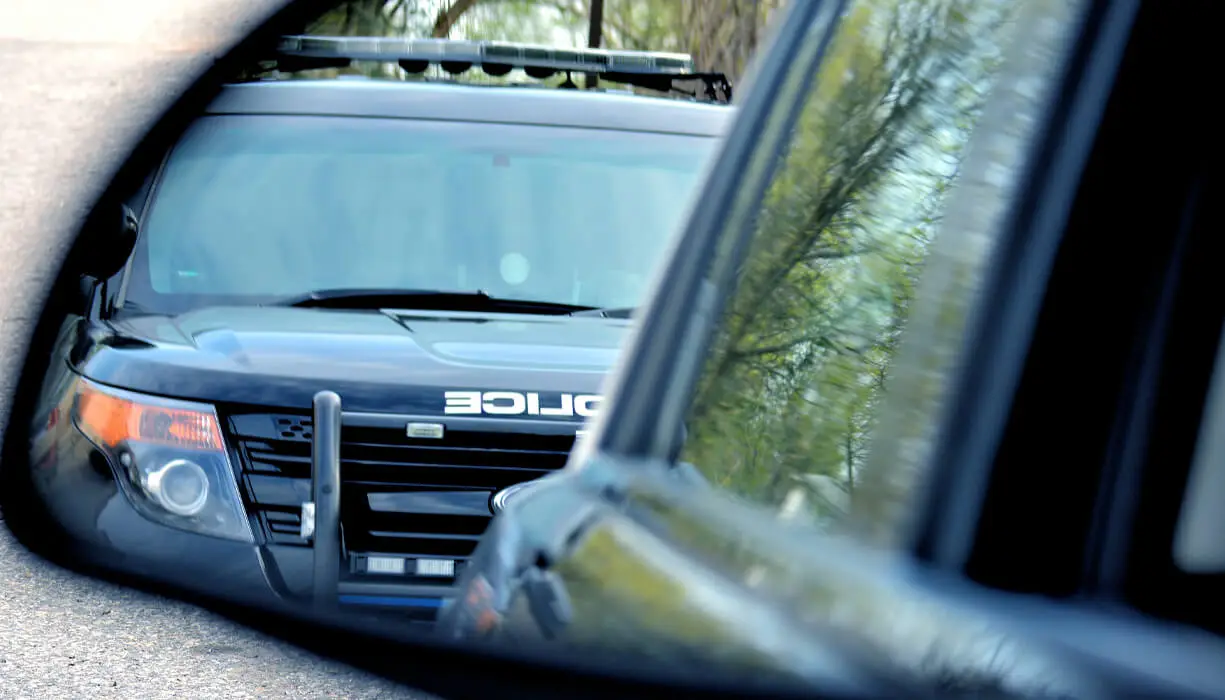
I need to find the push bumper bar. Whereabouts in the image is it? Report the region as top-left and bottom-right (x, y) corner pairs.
(304, 390), (343, 612)
(298, 391), (457, 617)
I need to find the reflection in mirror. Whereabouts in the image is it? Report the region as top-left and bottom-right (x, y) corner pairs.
(1, 0), (1122, 696)
(8, 0), (732, 648)
(679, 0), (1081, 542)
(654, 0), (1095, 692)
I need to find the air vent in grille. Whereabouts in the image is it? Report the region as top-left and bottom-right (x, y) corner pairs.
(273, 416), (313, 442)
(227, 411), (576, 581)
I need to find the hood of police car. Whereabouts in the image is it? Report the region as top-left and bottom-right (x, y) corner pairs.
(86, 306), (625, 414)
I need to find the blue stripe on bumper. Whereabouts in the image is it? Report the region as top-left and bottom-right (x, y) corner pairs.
(338, 595), (445, 608)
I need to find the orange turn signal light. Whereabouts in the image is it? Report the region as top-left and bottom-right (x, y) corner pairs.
(74, 381), (223, 451)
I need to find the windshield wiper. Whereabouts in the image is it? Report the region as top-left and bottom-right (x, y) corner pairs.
(267, 288), (597, 315)
(571, 306), (635, 319)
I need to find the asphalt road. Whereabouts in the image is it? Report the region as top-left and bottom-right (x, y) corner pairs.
(0, 525), (425, 699)
(0, 2), (432, 697)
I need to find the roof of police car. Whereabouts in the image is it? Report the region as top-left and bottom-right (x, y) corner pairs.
(206, 79), (731, 136)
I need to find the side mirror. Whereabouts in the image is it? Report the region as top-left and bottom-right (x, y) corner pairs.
(80, 203), (139, 281)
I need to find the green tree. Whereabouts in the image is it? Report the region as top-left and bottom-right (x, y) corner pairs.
(678, 0), (1009, 521)
(278, 1), (782, 89)
(462, 0), (786, 82)
(308, 0), (434, 36)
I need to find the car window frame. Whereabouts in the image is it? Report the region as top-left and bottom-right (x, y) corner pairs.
(1082, 13), (1223, 631)
(575, 0), (1220, 639)
(110, 150), (171, 318)
(591, 0), (850, 462)
(1121, 169), (1224, 631)
(575, 0), (1225, 694)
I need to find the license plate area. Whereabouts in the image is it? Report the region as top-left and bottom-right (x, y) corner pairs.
(366, 556), (406, 575)
(415, 558), (456, 577)
(351, 554), (457, 579)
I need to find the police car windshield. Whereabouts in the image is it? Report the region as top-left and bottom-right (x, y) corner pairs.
(124, 113), (716, 315)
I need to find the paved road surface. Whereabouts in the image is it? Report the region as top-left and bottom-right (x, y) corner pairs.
(0, 2), (432, 697)
(0, 525), (423, 699)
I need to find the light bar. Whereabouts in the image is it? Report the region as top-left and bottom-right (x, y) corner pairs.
(275, 35), (696, 76)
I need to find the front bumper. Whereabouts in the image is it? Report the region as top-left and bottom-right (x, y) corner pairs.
(34, 481), (461, 621)
(30, 391), (460, 620)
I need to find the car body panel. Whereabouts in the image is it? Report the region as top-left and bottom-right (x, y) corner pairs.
(204, 80), (732, 136)
(81, 307), (623, 412)
(440, 456), (1225, 697)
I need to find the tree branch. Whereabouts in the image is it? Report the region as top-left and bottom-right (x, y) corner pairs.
(432, 0), (482, 38)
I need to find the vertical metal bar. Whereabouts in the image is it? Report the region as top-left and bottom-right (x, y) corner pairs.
(584, 0), (605, 89)
(311, 390), (342, 611)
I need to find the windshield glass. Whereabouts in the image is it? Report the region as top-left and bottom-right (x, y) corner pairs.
(124, 113), (718, 314)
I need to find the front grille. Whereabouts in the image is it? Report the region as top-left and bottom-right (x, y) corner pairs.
(226, 411), (576, 583)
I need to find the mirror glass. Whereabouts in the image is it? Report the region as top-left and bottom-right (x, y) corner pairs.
(5, 0), (746, 669)
(3, 0), (1111, 697)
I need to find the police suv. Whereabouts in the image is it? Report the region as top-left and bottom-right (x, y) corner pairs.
(27, 36), (731, 621)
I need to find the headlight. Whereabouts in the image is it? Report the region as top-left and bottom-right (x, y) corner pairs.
(145, 459), (210, 516)
(72, 378), (253, 543)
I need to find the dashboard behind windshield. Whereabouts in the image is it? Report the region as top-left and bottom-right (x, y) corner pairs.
(121, 113), (717, 316)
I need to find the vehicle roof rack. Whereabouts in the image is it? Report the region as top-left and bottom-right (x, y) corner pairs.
(252, 36), (732, 104)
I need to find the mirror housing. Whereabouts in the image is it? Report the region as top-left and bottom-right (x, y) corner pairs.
(80, 203), (139, 281)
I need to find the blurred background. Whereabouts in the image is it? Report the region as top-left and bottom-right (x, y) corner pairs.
(293, 0), (786, 86)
